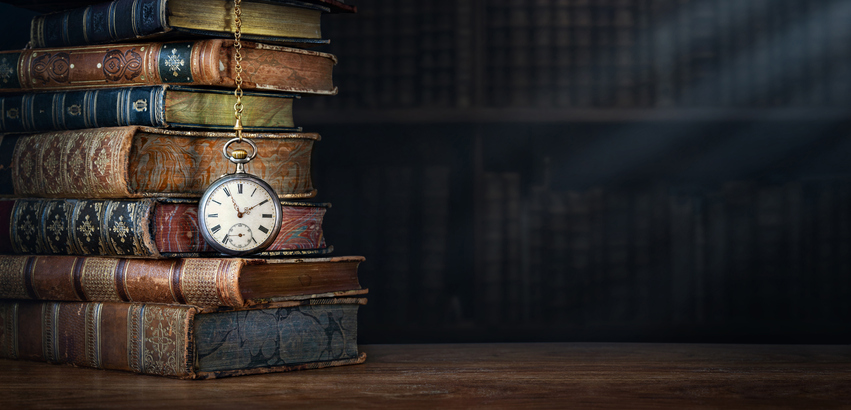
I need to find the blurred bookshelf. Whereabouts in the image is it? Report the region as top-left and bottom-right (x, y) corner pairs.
(302, 0), (851, 118)
(298, 107), (851, 123)
(301, 0), (851, 344)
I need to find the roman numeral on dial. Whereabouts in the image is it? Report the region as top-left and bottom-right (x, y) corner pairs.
(238, 183), (243, 194)
(207, 214), (218, 218)
(223, 187), (231, 197)
(211, 225), (221, 234)
(262, 214), (273, 218)
(258, 225), (269, 234)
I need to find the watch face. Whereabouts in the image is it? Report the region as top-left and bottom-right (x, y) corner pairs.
(199, 175), (282, 255)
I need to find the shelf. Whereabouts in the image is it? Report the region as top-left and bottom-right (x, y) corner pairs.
(295, 107), (851, 124)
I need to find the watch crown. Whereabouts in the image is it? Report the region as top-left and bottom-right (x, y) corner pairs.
(231, 149), (248, 159)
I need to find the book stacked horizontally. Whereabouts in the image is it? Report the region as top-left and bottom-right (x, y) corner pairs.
(0, 0), (364, 379)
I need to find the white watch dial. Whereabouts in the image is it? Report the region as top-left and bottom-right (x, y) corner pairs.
(202, 178), (279, 252)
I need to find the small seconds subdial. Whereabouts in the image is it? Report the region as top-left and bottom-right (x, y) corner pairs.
(201, 177), (281, 254)
(224, 223), (254, 249)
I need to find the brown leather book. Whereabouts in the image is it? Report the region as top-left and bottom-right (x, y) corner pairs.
(0, 255), (364, 307)
(0, 297), (366, 379)
(0, 40), (337, 94)
(0, 126), (318, 199)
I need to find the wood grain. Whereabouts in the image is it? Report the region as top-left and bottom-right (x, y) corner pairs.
(0, 343), (848, 408)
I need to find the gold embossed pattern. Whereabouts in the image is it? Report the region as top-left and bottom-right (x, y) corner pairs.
(127, 304), (143, 373)
(42, 303), (59, 362)
(0, 257), (31, 300)
(13, 129), (132, 198)
(80, 258), (122, 302)
(84, 303), (102, 369)
(141, 305), (188, 376)
(180, 259), (222, 306)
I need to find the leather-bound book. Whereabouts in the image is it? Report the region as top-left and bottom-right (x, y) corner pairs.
(0, 86), (299, 133)
(0, 255), (364, 307)
(0, 126), (318, 199)
(0, 297), (366, 379)
(0, 198), (329, 258)
(0, 40), (337, 94)
(29, 0), (331, 48)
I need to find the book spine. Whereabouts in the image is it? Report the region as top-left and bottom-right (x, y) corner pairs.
(547, 191), (568, 323)
(0, 87), (166, 133)
(420, 166), (450, 325)
(755, 184), (785, 321)
(0, 199), (327, 257)
(605, 190), (631, 324)
(572, 0), (594, 106)
(479, 173), (504, 325)
(7, 198), (157, 257)
(669, 188), (696, 324)
(0, 301), (195, 378)
(0, 127), (317, 199)
(553, 0), (571, 106)
(0, 255), (245, 306)
(7, 127), (135, 198)
(31, 0), (169, 48)
(502, 173), (522, 324)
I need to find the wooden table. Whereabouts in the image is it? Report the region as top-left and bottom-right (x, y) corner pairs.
(1, 343), (849, 409)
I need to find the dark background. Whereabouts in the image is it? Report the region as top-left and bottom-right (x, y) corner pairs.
(2, 0), (850, 344)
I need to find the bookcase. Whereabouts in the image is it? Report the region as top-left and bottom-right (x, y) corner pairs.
(300, 0), (851, 344)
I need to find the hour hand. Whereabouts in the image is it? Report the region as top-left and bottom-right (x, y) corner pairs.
(231, 196), (243, 216)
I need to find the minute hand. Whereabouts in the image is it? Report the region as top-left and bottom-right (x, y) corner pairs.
(243, 199), (270, 215)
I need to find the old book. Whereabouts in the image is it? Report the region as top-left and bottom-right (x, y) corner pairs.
(0, 255), (364, 307)
(0, 126), (317, 199)
(1, 0), (357, 14)
(30, 0), (330, 48)
(0, 40), (337, 95)
(0, 86), (299, 133)
(0, 297), (365, 379)
(0, 198), (329, 258)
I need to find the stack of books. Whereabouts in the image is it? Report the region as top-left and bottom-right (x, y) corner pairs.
(0, 0), (365, 379)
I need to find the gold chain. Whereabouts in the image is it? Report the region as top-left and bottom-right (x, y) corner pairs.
(233, 0), (244, 142)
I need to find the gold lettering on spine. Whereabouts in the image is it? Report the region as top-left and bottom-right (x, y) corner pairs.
(180, 259), (222, 306)
(141, 305), (187, 376)
(0, 302), (18, 359)
(0, 256), (30, 300)
(80, 258), (121, 302)
(127, 304), (143, 373)
(84, 303), (102, 368)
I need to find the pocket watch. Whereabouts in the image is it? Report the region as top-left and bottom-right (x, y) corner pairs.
(198, 138), (283, 256)
(198, 0), (281, 256)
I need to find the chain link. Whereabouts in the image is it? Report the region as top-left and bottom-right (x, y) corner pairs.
(233, 0), (244, 142)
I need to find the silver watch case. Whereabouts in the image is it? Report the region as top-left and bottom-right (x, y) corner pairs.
(198, 173), (283, 256)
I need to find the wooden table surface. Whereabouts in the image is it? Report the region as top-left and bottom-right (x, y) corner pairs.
(1, 343), (849, 409)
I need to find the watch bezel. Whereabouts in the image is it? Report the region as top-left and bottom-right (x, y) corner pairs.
(198, 173), (283, 256)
